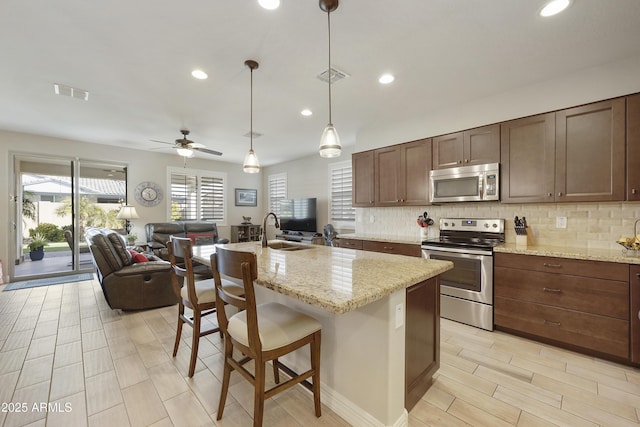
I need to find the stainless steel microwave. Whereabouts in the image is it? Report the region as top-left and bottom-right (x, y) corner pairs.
(429, 163), (499, 203)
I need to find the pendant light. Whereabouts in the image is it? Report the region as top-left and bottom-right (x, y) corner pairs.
(243, 60), (260, 173)
(318, 0), (342, 158)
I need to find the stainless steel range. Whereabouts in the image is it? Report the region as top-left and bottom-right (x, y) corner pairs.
(421, 218), (504, 331)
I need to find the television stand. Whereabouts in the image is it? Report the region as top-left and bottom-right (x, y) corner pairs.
(276, 231), (324, 245)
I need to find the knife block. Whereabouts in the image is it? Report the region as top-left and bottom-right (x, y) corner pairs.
(515, 228), (531, 247)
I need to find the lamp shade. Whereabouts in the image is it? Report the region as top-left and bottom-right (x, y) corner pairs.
(243, 148), (260, 173)
(116, 205), (139, 220)
(319, 124), (342, 158)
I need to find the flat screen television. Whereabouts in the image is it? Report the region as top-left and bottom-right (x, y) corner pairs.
(279, 198), (317, 233)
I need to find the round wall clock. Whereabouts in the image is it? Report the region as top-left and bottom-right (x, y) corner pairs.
(135, 181), (163, 207)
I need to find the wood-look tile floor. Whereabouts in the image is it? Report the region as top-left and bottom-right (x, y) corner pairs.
(0, 279), (639, 426)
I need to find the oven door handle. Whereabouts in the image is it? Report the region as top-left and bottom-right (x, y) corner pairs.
(422, 246), (491, 258)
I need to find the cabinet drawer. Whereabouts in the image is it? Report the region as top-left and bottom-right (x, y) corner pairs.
(495, 297), (629, 359)
(336, 238), (363, 250)
(494, 252), (628, 281)
(363, 241), (421, 257)
(495, 266), (629, 319)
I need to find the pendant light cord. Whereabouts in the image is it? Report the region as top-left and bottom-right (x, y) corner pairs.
(327, 8), (332, 125)
(250, 67), (254, 151)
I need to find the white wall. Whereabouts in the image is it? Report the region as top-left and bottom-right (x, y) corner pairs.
(0, 130), (262, 282)
(261, 144), (355, 237)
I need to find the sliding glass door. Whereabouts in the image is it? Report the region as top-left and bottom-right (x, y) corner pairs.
(12, 155), (126, 281)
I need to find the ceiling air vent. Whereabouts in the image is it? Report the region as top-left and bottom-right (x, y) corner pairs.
(54, 83), (89, 101)
(317, 67), (349, 84)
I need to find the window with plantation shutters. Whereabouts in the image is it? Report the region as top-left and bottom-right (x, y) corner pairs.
(328, 161), (355, 230)
(168, 167), (226, 223)
(268, 173), (287, 216)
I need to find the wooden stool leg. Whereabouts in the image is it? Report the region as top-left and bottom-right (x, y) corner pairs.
(188, 310), (201, 377)
(253, 360), (266, 427)
(173, 303), (185, 357)
(272, 358), (280, 384)
(217, 339), (233, 420)
(311, 331), (322, 417)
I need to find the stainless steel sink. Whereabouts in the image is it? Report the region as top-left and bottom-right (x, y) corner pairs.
(267, 242), (313, 251)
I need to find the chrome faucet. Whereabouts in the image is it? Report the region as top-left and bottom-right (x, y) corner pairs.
(261, 212), (280, 247)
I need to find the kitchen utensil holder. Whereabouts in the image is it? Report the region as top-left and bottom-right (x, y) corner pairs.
(515, 226), (531, 247)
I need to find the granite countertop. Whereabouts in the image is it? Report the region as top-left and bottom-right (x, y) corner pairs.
(192, 242), (452, 314)
(495, 243), (640, 265)
(337, 233), (423, 245)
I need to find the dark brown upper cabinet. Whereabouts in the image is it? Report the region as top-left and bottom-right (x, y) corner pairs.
(501, 113), (556, 203)
(555, 98), (625, 202)
(375, 139), (432, 206)
(628, 94), (640, 201)
(502, 98), (626, 203)
(432, 124), (500, 170)
(352, 150), (375, 207)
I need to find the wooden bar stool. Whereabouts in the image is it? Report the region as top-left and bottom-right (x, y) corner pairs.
(211, 247), (322, 427)
(168, 236), (243, 377)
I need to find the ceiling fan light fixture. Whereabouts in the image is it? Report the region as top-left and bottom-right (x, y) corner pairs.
(244, 59), (261, 174)
(176, 147), (194, 157)
(318, 0), (341, 159)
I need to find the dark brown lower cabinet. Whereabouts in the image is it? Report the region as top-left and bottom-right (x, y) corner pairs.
(495, 253), (630, 361)
(631, 266), (640, 363)
(405, 277), (439, 411)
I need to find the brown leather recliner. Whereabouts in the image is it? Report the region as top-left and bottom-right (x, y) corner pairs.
(145, 222), (229, 260)
(85, 227), (180, 310)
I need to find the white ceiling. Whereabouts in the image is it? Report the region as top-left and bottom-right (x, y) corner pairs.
(1, 0), (640, 167)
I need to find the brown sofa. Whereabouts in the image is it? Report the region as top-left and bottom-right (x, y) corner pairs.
(145, 222), (229, 260)
(85, 227), (180, 310)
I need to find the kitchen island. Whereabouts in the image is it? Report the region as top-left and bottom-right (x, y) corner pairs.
(193, 242), (452, 427)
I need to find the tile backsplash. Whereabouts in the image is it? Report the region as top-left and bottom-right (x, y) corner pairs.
(356, 201), (640, 250)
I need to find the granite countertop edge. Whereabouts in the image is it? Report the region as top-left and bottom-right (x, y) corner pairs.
(495, 243), (640, 265)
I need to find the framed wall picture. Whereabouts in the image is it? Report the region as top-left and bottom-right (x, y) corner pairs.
(235, 188), (257, 206)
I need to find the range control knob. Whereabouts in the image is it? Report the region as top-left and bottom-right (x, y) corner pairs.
(492, 223), (498, 228)
(451, 222), (456, 227)
(443, 222), (449, 227)
(484, 223), (489, 228)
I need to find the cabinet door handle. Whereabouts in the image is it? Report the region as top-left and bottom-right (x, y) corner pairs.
(383, 246), (394, 250)
(543, 287), (562, 294)
(633, 189), (638, 195)
(558, 192), (563, 197)
(635, 273), (640, 279)
(458, 160), (462, 164)
(464, 159), (469, 163)
(547, 193), (553, 197)
(544, 320), (561, 327)
(543, 263), (562, 268)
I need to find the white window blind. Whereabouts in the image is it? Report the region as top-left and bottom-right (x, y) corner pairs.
(329, 161), (355, 225)
(268, 173), (287, 215)
(169, 167), (226, 223)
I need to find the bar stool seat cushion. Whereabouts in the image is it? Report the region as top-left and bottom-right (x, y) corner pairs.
(228, 302), (322, 351)
(181, 279), (243, 305)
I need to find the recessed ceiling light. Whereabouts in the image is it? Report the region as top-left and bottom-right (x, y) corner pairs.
(191, 69), (208, 80)
(540, 0), (571, 17)
(378, 74), (395, 84)
(258, 0), (280, 10)
(301, 109), (313, 116)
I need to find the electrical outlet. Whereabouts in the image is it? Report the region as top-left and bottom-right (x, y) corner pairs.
(395, 303), (404, 329)
(556, 216), (567, 228)
(369, 215), (375, 223)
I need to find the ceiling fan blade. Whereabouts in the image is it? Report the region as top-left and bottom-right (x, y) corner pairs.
(194, 147), (223, 156)
(149, 139), (174, 146)
(189, 142), (206, 148)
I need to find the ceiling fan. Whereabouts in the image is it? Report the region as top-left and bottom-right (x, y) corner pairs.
(150, 129), (222, 157)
